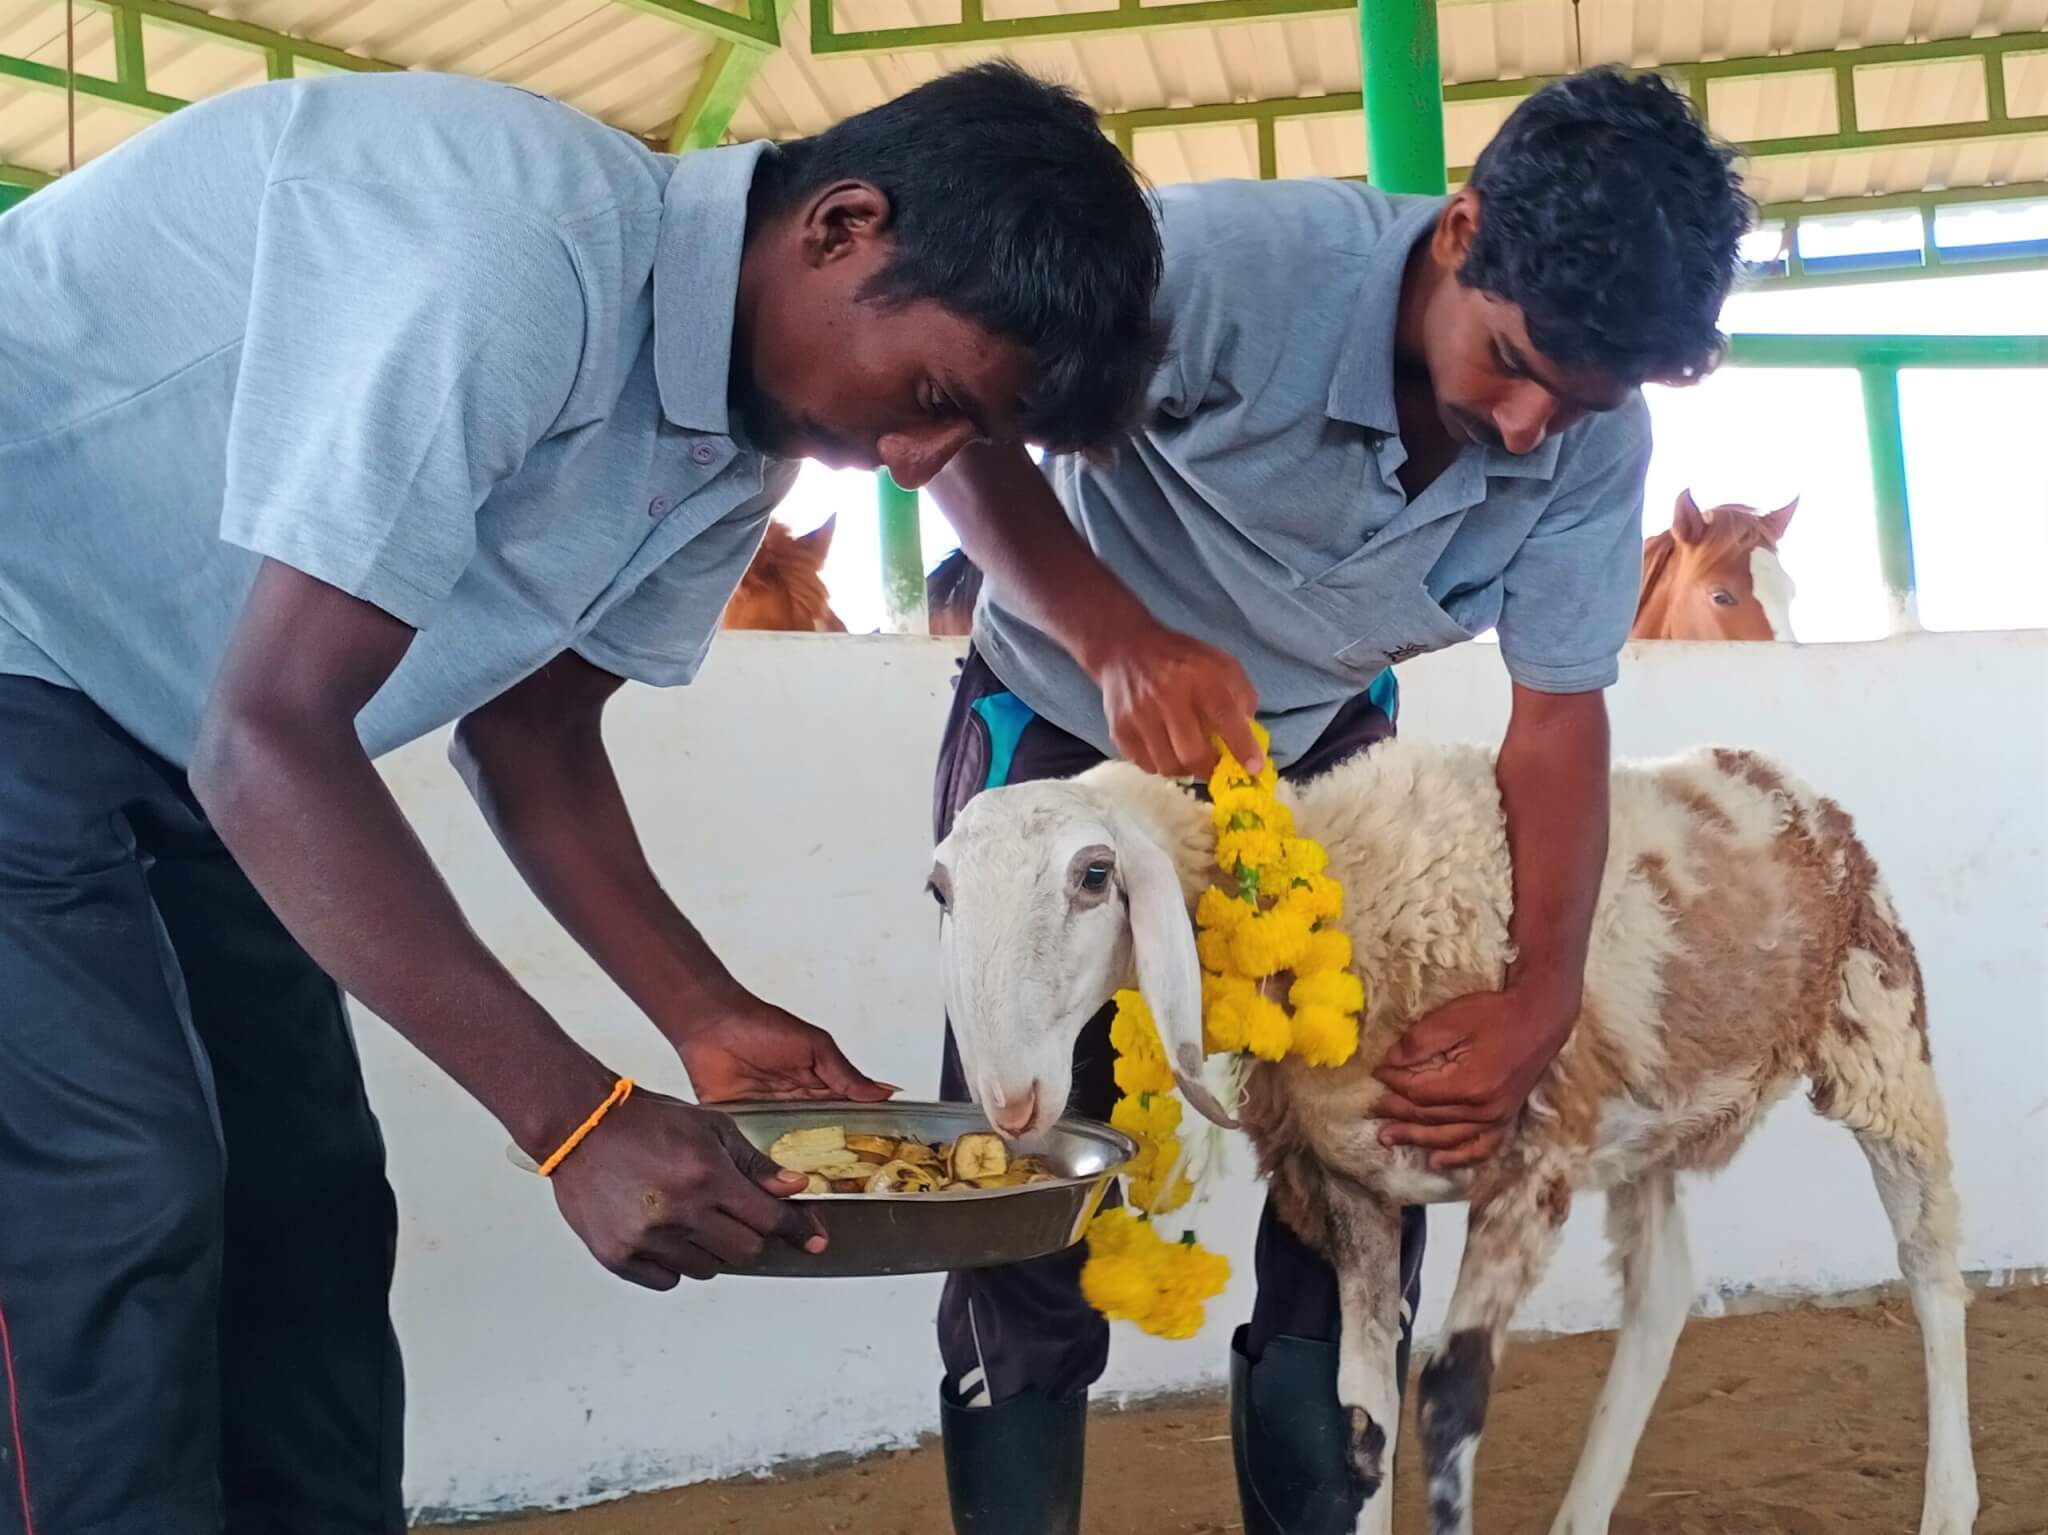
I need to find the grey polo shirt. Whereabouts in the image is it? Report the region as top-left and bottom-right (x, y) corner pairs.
(0, 72), (795, 767)
(975, 178), (1653, 768)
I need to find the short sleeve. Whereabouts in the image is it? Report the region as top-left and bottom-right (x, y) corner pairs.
(220, 177), (587, 628)
(572, 460), (802, 687)
(1495, 394), (1653, 694)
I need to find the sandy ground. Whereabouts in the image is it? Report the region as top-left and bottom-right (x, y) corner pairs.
(454, 1286), (2046, 1534)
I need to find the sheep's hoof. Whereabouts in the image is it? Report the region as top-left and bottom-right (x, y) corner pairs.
(1346, 1406), (1387, 1499)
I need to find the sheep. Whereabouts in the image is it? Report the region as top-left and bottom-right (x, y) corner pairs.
(931, 738), (1977, 1535)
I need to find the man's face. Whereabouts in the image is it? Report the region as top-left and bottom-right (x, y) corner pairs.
(1414, 191), (1633, 457)
(734, 184), (1038, 487)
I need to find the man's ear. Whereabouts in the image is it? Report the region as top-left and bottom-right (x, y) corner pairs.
(800, 181), (892, 267)
(1431, 186), (1482, 272)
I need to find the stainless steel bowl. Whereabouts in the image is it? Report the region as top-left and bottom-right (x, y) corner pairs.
(717, 1101), (1134, 1278)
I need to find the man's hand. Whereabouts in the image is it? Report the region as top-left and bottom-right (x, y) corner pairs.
(1370, 988), (1577, 1170)
(454, 655), (896, 1108)
(549, 1087), (826, 1289)
(1371, 685), (1612, 1171)
(678, 996), (899, 1105)
(1096, 621), (1264, 777)
(928, 443), (1264, 777)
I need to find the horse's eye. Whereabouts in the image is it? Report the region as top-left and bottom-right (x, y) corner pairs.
(1710, 590), (1739, 607)
(1081, 863), (1111, 892)
(928, 882), (949, 910)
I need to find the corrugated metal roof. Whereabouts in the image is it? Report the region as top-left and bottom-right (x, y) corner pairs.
(3, 0), (2045, 212)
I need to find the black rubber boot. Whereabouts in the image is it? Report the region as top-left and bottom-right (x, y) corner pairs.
(941, 1383), (1086, 1534)
(1230, 1325), (1368, 1535)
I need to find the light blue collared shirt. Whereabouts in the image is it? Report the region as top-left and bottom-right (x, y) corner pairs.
(977, 178), (1652, 767)
(0, 71), (794, 766)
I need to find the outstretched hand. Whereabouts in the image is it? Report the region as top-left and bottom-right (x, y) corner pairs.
(678, 996), (900, 1105)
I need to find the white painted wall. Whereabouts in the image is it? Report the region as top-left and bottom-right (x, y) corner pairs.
(367, 630), (2048, 1519)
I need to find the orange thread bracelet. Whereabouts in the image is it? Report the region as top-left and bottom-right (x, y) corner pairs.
(536, 1077), (634, 1177)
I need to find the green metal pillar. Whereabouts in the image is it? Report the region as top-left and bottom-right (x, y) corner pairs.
(1857, 365), (1920, 634)
(1359, 0), (1446, 195)
(877, 470), (928, 634)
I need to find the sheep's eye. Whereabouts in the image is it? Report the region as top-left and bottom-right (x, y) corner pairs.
(1710, 589), (1739, 608)
(1081, 863), (1111, 892)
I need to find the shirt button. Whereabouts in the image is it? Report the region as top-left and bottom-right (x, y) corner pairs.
(648, 496), (669, 518)
(692, 443), (717, 465)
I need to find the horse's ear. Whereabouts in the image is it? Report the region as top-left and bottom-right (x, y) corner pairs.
(797, 515), (836, 560)
(1761, 497), (1798, 544)
(1672, 489), (1710, 544)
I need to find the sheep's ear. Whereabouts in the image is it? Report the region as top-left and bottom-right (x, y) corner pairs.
(1119, 819), (1237, 1129)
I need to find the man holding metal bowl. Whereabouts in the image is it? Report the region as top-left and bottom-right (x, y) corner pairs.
(0, 63), (1161, 1535)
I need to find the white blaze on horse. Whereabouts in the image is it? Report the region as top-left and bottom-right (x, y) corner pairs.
(1633, 490), (1799, 642)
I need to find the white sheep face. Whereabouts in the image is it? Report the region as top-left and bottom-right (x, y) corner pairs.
(933, 781), (1228, 1141)
(932, 783), (1132, 1139)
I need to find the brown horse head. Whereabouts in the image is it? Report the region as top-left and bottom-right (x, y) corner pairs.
(723, 518), (848, 633)
(1633, 490), (1798, 641)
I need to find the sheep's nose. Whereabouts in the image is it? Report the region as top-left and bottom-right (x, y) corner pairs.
(990, 1085), (1038, 1138)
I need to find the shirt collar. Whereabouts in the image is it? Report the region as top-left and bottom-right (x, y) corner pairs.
(1326, 195), (1444, 436)
(1327, 192), (1567, 483)
(652, 140), (771, 436)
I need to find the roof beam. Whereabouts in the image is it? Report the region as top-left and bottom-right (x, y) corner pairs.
(0, 50), (183, 114)
(0, 0), (781, 193)
(808, 0), (1497, 53)
(0, 0), (398, 127)
(1095, 30), (2048, 177)
(667, 40), (767, 150)
(815, 0), (1341, 54)
(1757, 183), (2048, 221)
(115, 0), (401, 77)
(619, 0), (783, 50)
(662, 0), (791, 152)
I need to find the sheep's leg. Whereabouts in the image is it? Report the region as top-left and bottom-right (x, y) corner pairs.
(1547, 1169), (1690, 1535)
(1321, 1180), (1405, 1535)
(1858, 1127), (1977, 1535)
(1808, 944), (1977, 1535)
(1418, 1167), (1570, 1535)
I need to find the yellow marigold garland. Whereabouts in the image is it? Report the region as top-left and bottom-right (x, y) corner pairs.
(1082, 722), (1369, 1340)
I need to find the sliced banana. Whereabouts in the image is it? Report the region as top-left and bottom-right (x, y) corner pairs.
(768, 1126), (851, 1173)
(867, 1159), (941, 1194)
(767, 1124), (1060, 1195)
(953, 1132), (1010, 1182)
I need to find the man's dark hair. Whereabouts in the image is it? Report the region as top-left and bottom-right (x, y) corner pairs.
(1460, 67), (1754, 384)
(754, 61), (1164, 449)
